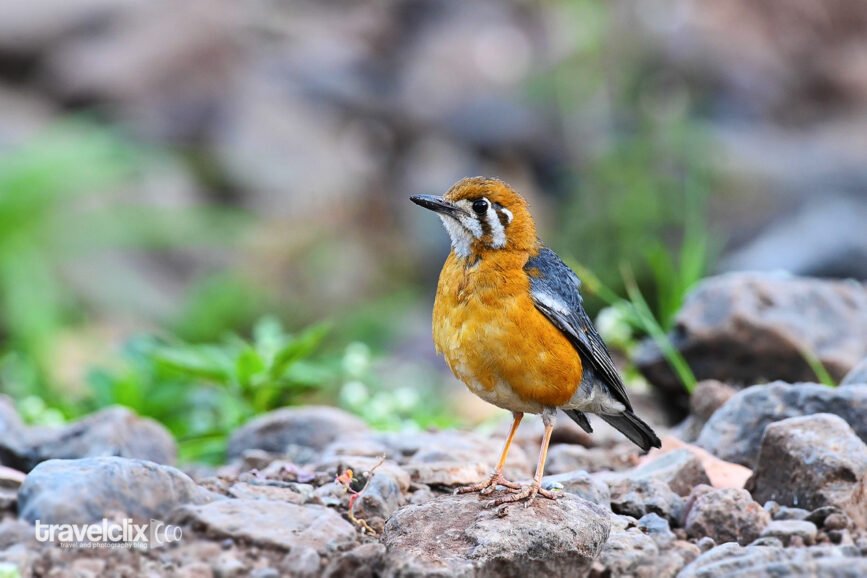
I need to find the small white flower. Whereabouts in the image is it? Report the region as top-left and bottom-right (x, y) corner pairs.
(342, 342), (371, 377)
(596, 306), (633, 348)
(340, 380), (369, 407)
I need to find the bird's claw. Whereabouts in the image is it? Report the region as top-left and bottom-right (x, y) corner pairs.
(455, 472), (521, 495)
(487, 482), (559, 508)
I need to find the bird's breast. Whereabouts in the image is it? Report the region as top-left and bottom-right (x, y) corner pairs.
(432, 252), (582, 412)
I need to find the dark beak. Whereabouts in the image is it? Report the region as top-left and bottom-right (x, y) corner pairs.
(410, 195), (463, 218)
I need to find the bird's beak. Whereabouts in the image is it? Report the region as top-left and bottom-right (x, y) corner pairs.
(410, 195), (464, 218)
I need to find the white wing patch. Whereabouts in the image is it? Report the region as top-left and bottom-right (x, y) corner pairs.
(531, 287), (571, 316)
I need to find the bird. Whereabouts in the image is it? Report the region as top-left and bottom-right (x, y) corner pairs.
(410, 176), (661, 506)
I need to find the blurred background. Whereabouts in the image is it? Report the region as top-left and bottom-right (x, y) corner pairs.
(1, 0), (865, 462)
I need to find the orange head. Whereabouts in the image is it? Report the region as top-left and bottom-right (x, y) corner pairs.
(411, 177), (537, 258)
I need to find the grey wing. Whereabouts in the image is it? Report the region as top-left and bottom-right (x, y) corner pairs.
(525, 247), (633, 413)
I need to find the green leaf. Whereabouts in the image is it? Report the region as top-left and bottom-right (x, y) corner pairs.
(269, 323), (331, 380)
(235, 346), (265, 389)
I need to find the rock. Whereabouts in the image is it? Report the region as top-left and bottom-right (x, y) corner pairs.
(746, 414), (867, 527)
(356, 473), (401, 521)
(323, 543), (385, 578)
(637, 513), (676, 548)
(178, 499), (356, 554)
(226, 482), (307, 505)
(625, 448), (711, 496)
(381, 493), (610, 577)
(18, 457), (215, 524)
(608, 478), (684, 524)
(227, 406), (369, 461)
(760, 520), (818, 546)
(841, 357), (867, 386)
(542, 470), (610, 507)
(690, 381), (738, 422)
(684, 487), (770, 546)
(545, 443), (636, 475)
(280, 545), (321, 577)
(643, 437), (753, 490)
(697, 382), (867, 467)
(0, 465), (24, 511)
(675, 381), (737, 441)
(775, 507), (810, 521)
(592, 525), (699, 578)
(1, 406), (177, 472)
(679, 542), (867, 578)
(636, 274), (867, 412)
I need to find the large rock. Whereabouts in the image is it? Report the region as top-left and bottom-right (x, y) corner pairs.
(381, 493), (610, 577)
(17, 457), (214, 524)
(746, 414), (867, 527)
(227, 406), (369, 461)
(0, 405), (177, 472)
(696, 382), (867, 467)
(177, 499), (356, 554)
(635, 274), (867, 413)
(684, 487), (770, 546)
(679, 542), (867, 578)
(619, 448), (711, 496)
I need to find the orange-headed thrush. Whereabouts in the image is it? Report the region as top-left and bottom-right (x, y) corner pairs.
(411, 177), (661, 506)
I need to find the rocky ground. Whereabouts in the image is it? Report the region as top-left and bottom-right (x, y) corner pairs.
(0, 274), (866, 578)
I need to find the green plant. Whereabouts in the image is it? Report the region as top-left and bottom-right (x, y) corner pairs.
(85, 317), (333, 462)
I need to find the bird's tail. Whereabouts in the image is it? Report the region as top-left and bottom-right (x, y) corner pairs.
(599, 411), (661, 452)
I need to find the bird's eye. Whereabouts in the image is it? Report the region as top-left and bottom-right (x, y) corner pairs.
(472, 199), (488, 214)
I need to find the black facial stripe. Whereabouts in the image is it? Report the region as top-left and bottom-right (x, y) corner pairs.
(497, 210), (509, 227)
(478, 211), (492, 238)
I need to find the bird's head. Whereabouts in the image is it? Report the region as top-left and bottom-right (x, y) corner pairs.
(411, 177), (537, 258)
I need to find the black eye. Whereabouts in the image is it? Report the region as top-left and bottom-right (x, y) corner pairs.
(472, 199), (488, 214)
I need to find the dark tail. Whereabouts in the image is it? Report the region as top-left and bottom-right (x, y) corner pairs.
(598, 411), (661, 452)
(563, 409), (593, 434)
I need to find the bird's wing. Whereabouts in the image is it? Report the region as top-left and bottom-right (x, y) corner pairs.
(524, 247), (632, 412)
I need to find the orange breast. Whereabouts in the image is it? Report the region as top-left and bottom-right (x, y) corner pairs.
(432, 251), (582, 410)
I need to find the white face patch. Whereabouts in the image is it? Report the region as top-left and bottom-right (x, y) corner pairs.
(501, 208), (513, 224)
(438, 199), (483, 259)
(439, 215), (474, 258)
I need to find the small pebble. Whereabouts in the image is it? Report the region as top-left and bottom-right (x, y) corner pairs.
(696, 536), (716, 552)
(823, 513), (849, 531)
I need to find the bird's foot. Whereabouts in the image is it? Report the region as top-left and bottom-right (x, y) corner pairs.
(455, 472), (522, 496)
(488, 481), (559, 508)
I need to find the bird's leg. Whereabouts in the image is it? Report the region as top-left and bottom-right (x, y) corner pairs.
(457, 412), (523, 495)
(491, 408), (559, 507)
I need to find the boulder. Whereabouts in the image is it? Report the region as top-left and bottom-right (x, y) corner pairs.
(684, 487), (770, 546)
(380, 493), (609, 577)
(1, 406), (177, 472)
(746, 414), (867, 527)
(696, 382), (867, 467)
(18, 457), (215, 524)
(177, 499), (356, 554)
(227, 406), (369, 461)
(636, 274), (867, 413)
(679, 543), (867, 578)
